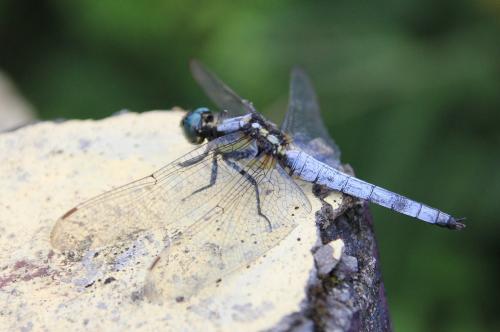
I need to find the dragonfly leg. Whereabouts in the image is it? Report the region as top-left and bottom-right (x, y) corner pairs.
(180, 147), (256, 198)
(178, 150), (210, 167)
(177, 140), (249, 198)
(222, 156), (272, 232)
(186, 154), (219, 197)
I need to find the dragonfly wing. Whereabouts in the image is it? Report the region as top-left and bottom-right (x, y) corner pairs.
(190, 60), (256, 118)
(144, 157), (311, 302)
(281, 67), (341, 167)
(50, 132), (255, 254)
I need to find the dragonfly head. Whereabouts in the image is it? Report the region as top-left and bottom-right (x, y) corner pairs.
(181, 108), (215, 144)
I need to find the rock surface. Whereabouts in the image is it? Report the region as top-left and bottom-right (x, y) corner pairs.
(0, 110), (390, 331)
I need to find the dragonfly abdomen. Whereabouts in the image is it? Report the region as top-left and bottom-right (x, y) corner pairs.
(285, 150), (464, 230)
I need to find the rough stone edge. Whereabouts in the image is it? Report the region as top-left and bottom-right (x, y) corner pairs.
(269, 170), (392, 332)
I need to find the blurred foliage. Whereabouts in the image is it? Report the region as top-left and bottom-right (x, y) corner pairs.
(1, 0), (499, 331)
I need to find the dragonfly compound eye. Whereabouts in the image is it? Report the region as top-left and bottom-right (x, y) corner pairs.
(181, 107), (212, 144)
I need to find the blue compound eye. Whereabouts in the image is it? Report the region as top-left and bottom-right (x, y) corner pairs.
(181, 108), (212, 144)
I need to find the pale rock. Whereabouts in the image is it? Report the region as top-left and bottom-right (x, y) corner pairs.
(0, 110), (343, 331)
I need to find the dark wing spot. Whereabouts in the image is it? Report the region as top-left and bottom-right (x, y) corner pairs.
(61, 207), (78, 219)
(149, 256), (161, 270)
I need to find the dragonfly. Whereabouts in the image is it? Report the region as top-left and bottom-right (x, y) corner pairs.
(50, 60), (465, 302)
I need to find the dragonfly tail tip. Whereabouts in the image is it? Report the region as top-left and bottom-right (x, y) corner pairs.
(448, 217), (466, 230)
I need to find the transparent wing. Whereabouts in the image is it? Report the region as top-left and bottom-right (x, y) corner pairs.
(281, 67), (341, 167)
(50, 132), (255, 253)
(190, 59), (256, 117)
(144, 155), (312, 302)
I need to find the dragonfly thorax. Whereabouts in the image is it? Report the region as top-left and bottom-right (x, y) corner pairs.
(245, 115), (289, 157)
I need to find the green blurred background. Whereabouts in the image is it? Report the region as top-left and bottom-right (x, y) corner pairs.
(1, 1), (499, 331)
